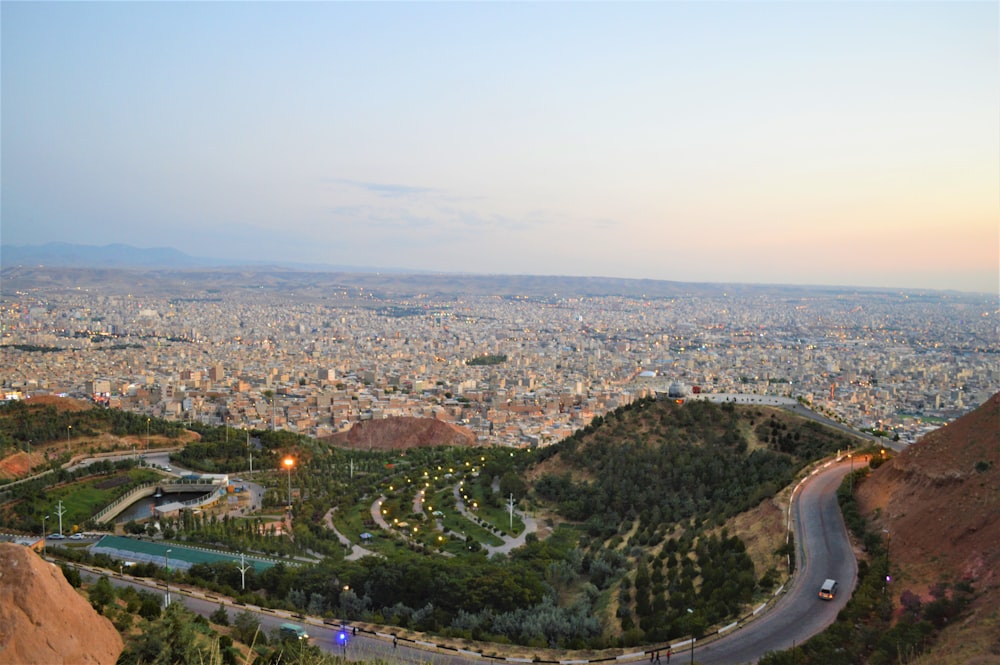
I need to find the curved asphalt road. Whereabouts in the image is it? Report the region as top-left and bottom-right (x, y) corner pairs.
(70, 460), (857, 664)
(694, 460), (857, 664)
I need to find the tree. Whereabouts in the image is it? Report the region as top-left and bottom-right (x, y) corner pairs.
(60, 563), (82, 588)
(232, 609), (263, 646)
(119, 603), (202, 665)
(138, 591), (162, 621)
(90, 575), (116, 613)
(210, 603), (230, 626)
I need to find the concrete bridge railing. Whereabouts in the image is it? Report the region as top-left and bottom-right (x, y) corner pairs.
(94, 482), (220, 524)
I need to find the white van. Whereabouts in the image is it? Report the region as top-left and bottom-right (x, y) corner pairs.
(819, 578), (838, 600)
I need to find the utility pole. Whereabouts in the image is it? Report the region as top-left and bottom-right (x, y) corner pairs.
(55, 500), (66, 537)
(508, 493), (515, 530)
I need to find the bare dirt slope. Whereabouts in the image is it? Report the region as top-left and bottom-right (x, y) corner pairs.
(322, 416), (478, 451)
(0, 543), (123, 665)
(856, 392), (1000, 664)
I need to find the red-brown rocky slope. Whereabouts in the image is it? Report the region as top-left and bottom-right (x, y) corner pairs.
(323, 416), (478, 451)
(0, 543), (123, 665)
(856, 392), (1000, 663)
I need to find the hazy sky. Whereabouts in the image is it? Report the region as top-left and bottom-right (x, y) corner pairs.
(3, 2), (997, 294)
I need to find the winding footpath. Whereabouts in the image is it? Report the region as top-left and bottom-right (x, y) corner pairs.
(355, 484), (539, 558)
(311, 458), (857, 663)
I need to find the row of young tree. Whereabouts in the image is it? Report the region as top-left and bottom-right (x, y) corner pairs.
(620, 530), (757, 642)
(0, 400), (184, 459)
(534, 399), (802, 539)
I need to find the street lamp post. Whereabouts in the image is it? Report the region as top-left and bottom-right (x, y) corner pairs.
(146, 418), (151, 451)
(165, 548), (172, 607)
(66, 425), (72, 453)
(848, 447), (853, 494)
(238, 553), (252, 591)
(42, 515), (50, 556)
(247, 429), (253, 477)
(883, 528), (891, 594)
(283, 457), (295, 507)
(686, 608), (695, 665)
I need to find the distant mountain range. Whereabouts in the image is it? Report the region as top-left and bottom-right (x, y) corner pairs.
(0, 242), (982, 300)
(0, 241), (385, 273)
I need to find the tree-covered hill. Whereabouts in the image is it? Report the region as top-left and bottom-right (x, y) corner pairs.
(532, 397), (858, 540)
(6, 395), (868, 651)
(523, 397), (863, 642)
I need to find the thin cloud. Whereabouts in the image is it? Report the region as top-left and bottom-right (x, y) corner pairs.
(325, 178), (437, 198)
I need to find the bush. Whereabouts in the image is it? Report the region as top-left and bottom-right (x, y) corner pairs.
(210, 603), (230, 626)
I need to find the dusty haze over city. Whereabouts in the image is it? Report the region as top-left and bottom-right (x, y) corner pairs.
(1, 262), (995, 448)
(2, 2), (997, 294)
(2, 1), (996, 436)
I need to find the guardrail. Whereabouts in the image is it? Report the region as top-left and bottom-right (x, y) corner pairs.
(93, 482), (222, 524)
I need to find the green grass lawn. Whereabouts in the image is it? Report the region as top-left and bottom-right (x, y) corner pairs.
(33, 468), (163, 531)
(455, 481), (524, 537)
(440, 510), (504, 547)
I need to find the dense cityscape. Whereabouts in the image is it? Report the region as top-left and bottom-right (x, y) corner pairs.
(2, 273), (995, 447)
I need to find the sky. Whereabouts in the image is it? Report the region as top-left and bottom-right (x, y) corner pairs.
(2, 1), (997, 294)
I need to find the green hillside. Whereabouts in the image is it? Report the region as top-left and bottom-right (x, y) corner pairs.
(526, 397), (861, 642)
(8, 397), (867, 651)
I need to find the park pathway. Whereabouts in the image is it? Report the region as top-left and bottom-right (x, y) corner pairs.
(322, 508), (376, 561)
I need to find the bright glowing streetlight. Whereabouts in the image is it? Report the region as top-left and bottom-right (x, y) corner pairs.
(283, 457), (295, 507)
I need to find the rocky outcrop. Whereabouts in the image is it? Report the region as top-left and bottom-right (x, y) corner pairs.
(0, 543), (123, 665)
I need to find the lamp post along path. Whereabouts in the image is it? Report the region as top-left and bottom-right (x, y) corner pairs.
(283, 457), (295, 508)
(165, 548), (172, 607)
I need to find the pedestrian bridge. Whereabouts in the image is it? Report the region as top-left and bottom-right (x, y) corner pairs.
(94, 480), (226, 524)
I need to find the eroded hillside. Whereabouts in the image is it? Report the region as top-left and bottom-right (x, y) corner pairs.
(856, 392), (1000, 664)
